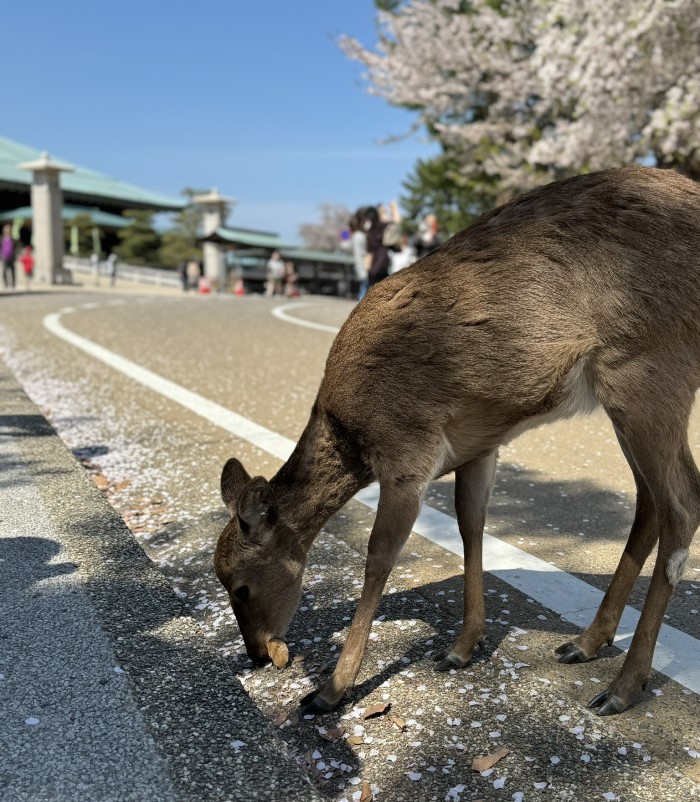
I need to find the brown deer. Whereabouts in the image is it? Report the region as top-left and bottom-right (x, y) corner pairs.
(215, 166), (700, 716)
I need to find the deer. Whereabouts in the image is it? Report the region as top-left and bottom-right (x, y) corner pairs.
(215, 166), (700, 717)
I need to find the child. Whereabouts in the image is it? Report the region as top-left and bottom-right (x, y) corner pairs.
(19, 245), (34, 290)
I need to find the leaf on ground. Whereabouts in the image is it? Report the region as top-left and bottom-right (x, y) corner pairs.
(388, 714), (407, 730)
(268, 638), (289, 669)
(347, 734), (364, 745)
(362, 702), (391, 720)
(471, 748), (511, 772)
(320, 726), (345, 742)
(360, 780), (373, 802)
(272, 711), (288, 727)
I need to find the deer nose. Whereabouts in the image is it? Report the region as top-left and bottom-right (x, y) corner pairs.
(246, 645), (271, 667)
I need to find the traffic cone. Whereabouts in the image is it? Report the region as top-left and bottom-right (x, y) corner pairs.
(198, 277), (211, 295)
(234, 278), (245, 296)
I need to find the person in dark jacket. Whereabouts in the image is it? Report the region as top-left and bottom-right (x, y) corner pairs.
(1, 224), (17, 289)
(364, 201), (401, 289)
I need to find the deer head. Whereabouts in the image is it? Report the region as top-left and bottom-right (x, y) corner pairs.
(214, 457), (306, 664)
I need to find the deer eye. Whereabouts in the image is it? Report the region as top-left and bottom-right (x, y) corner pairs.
(234, 585), (250, 602)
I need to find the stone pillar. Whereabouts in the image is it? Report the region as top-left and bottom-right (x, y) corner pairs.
(18, 152), (74, 285)
(193, 188), (235, 289)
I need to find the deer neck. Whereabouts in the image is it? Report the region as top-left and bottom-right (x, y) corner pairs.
(271, 407), (369, 552)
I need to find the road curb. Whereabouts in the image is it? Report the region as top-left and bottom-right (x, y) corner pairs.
(0, 359), (322, 802)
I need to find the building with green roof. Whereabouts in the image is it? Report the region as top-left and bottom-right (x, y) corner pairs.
(203, 225), (355, 296)
(0, 135), (184, 286)
(0, 135), (184, 215)
(0, 134), (354, 295)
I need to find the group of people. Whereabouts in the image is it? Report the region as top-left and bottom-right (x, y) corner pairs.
(265, 250), (299, 297)
(1, 224), (34, 291)
(348, 205), (442, 300)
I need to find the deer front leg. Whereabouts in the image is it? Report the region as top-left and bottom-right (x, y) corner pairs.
(301, 482), (422, 714)
(434, 452), (497, 671)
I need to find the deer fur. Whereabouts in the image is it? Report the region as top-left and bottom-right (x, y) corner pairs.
(215, 166), (700, 716)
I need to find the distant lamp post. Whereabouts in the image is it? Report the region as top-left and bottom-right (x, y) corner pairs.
(193, 188), (236, 289)
(91, 226), (102, 256)
(17, 151), (74, 285)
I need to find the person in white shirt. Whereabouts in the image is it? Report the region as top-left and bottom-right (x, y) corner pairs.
(389, 232), (416, 274)
(266, 250), (285, 297)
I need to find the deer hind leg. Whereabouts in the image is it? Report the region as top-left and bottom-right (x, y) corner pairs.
(434, 451), (497, 671)
(301, 477), (425, 714)
(588, 398), (700, 715)
(557, 427), (658, 664)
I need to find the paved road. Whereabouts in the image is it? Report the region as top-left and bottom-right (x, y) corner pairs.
(1, 287), (699, 801)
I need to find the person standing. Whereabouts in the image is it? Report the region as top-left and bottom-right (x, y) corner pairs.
(177, 259), (188, 291)
(266, 250), (285, 297)
(90, 251), (101, 286)
(1, 224), (17, 289)
(349, 210), (369, 300)
(186, 259), (200, 291)
(389, 233), (416, 274)
(413, 213), (442, 259)
(284, 260), (299, 297)
(107, 252), (118, 287)
(19, 244), (34, 290)
(365, 200), (401, 290)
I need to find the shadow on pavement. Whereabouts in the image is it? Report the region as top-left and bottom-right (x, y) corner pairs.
(0, 413), (59, 439)
(47, 511), (323, 802)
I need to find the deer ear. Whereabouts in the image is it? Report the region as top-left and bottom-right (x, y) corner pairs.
(220, 458), (251, 514)
(236, 477), (277, 545)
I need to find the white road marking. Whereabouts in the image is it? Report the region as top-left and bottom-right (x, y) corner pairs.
(271, 302), (341, 333)
(44, 305), (700, 695)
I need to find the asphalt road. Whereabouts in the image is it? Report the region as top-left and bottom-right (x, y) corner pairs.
(1, 285), (699, 802)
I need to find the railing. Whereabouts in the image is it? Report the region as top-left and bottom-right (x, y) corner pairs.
(64, 256), (181, 289)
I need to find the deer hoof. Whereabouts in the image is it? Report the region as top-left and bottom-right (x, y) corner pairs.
(555, 641), (593, 664)
(588, 689), (628, 716)
(299, 689), (337, 715)
(434, 653), (470, 672)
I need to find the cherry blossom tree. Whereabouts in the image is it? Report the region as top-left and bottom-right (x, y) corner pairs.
(341, 0), (700, 199)
(298, 204), (352, 251)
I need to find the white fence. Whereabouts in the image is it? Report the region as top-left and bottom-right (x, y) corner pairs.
(64, 256), (181, 289)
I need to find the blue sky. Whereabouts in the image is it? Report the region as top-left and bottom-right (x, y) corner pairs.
(3, 1), (438, 242)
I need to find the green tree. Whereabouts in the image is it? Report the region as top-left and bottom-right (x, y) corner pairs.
(114, 209), (162, 265)
(158, 188), (207, 268)
(64, 213), (97, 257)
(401, 153), (497, 237)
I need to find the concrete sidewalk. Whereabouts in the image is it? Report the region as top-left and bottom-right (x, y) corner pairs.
(0, 361), (321, 802)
